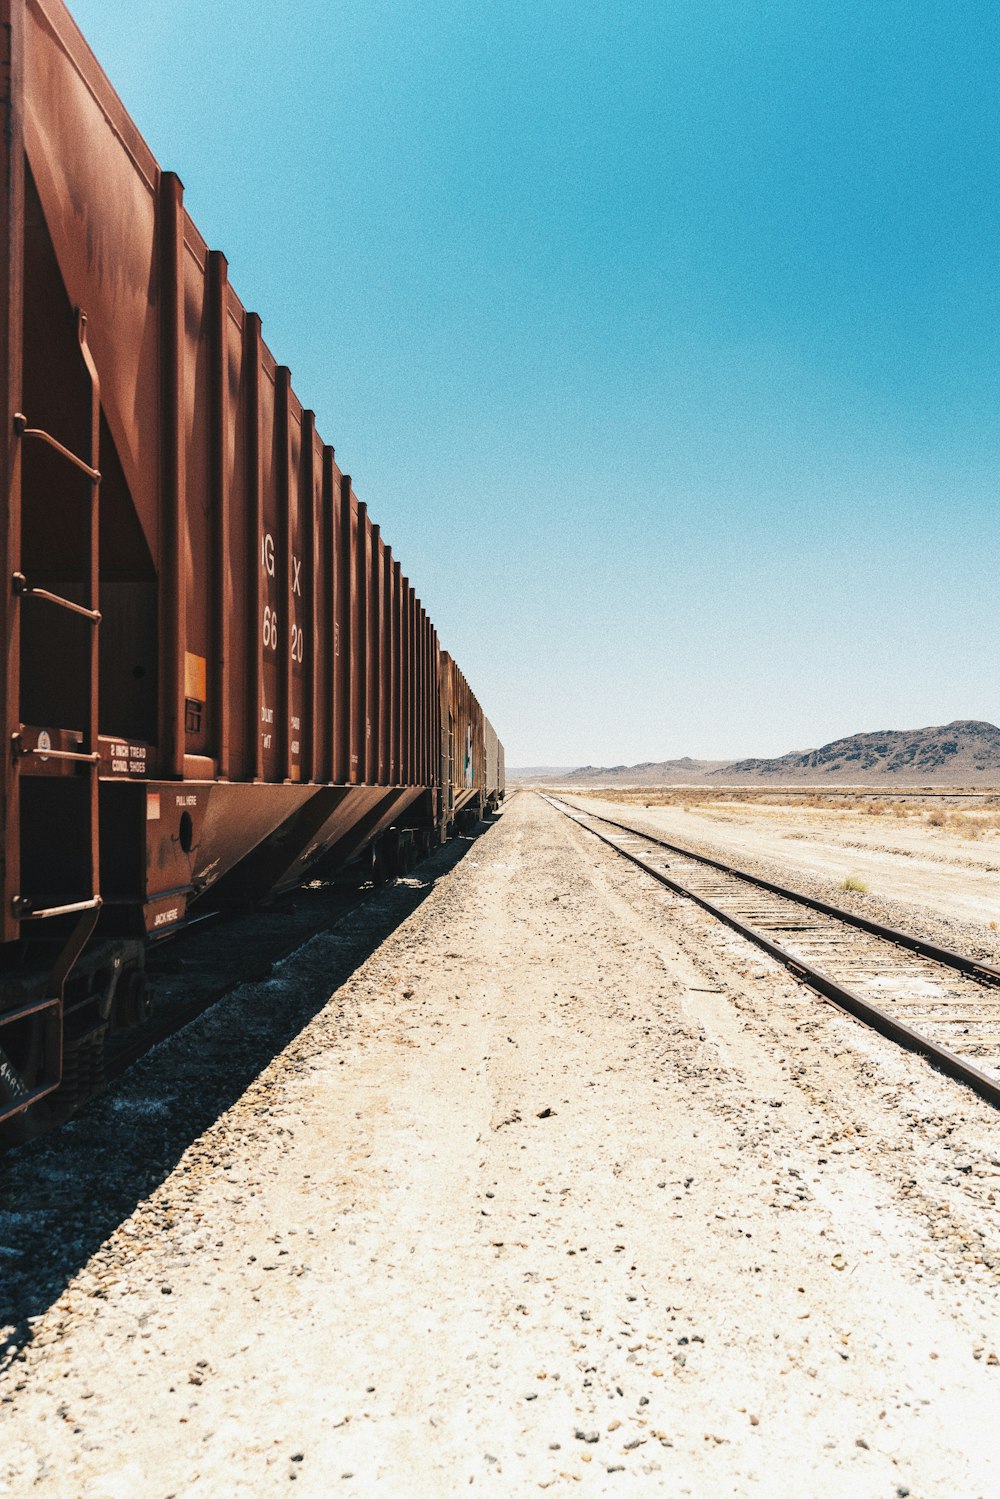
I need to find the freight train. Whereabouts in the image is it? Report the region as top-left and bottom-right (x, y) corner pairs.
(0, 0), (503, 1126)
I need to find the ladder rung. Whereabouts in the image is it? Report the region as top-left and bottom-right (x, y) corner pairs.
(13, 896), (102, 920)
(12, 734), (99, 766)
(12, 413), (101, 483)
(12, 574), (100, 621)
(21, 746), (100, 765)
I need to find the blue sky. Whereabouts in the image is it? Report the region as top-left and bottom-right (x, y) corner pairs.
(70, 0), (1000, 764)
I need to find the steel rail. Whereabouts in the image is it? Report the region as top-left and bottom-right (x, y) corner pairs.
(552, 797), (1000, 987)
(543, 794), (1000, 1110)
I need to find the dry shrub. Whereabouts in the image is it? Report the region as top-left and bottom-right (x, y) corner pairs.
(569, 786), (1000, 840)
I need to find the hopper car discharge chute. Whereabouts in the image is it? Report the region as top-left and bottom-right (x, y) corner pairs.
(0, 0), (503, 1128)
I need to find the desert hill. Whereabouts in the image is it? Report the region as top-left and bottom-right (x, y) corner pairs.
(556, 756), (730, 786)
(548, 720), (1000, 787)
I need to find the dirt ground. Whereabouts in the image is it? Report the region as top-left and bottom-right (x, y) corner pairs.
(2, 790), (1000, 1496)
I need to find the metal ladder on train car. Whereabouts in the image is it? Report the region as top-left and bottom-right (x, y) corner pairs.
(1, 310), (103, 1116)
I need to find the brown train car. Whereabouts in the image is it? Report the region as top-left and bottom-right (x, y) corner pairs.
(440, 653), (505, 833)
(0, 0), (501, 1125)
(485, 718), (505, 812)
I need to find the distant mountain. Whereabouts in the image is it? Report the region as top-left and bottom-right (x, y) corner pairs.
(562, 756), (730, 786)
(506, 766), (577, 782)
(546, 721), (1000, 787)
(714, 720), (1000, 784)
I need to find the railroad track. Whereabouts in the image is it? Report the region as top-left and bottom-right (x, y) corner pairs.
(544, 794), (1000, 1109)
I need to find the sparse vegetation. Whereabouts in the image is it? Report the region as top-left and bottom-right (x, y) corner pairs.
(559, 786), (1000, 842)
(841, 875), (869, 894)
(566, 785), (997, 812)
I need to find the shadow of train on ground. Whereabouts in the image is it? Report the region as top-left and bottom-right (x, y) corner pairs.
(0, 828), (491, 1371)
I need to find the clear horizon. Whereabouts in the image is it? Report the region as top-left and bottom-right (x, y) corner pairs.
(70, 1), (1000, 765)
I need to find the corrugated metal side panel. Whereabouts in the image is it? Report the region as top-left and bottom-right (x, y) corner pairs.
(304, 419), (326, 783)
(25, 0), (161, 564)
(222, 285), (248, 776)
(391, 561), (402, 783)
(258, 351), (279, 780)
(334, 471), (350, 783)
(441, 653), (501, 809)
(484, 718), (499, 798)
(380, 540), (392, 783)
(322, 446), (342, 783)
(285, 380), (306, 782)
(404, 584), (415, 783)
(371, 513), (380, 782)
(19, 0), (491, 803)
(360, 507), (370, 781)
(0, 0), (24, 940)
(181, 221), (211, 761)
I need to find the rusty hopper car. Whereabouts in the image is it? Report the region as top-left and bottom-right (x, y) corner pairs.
(0, 0), (503, 1126)
(439, 652), (504, 834)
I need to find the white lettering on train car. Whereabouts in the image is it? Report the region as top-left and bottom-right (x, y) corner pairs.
(111, 740), (147, 774)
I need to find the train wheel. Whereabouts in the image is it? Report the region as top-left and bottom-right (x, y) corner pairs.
(115, 968), (152, 1030)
